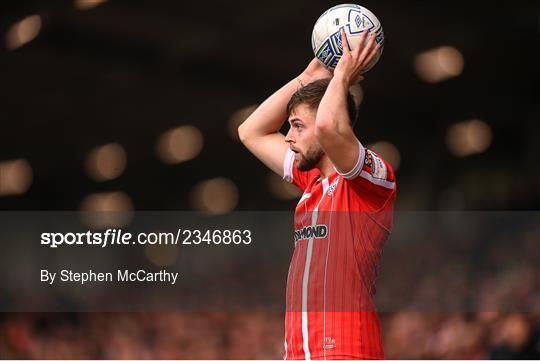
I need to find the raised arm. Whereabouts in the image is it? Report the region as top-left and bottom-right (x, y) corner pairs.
(238, 59), (331, 177)
(315, 30), (381, 174)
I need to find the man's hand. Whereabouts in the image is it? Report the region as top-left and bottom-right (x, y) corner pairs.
(334, 30), (381, 85)
(299, 58), (333, 84)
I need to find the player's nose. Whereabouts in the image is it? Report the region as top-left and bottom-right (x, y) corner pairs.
(285, 128), (294, 143)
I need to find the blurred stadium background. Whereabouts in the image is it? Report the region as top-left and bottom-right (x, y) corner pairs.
(0, 0), (539, 359)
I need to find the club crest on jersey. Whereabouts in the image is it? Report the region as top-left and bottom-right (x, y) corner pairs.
(327, 177), (339, 196)
(364, 149), (387, 180)
(294, 224), (328, 242)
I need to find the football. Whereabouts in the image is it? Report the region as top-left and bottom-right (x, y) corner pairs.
(311, 3), (385, 72)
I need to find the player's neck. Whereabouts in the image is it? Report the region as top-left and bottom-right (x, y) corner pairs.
(317, 155), (336, 179)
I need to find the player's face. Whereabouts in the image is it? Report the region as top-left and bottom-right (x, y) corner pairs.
(285, 104), (324, 171)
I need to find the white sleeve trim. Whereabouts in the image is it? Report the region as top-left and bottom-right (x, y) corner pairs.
(335, 140), (366, 179)
(359, 170), (396, 189)
(283, 148), (295, 183)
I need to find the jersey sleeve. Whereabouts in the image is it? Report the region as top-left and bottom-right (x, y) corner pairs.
(336, 140), (396, 211)
(283, 148), (318, 192)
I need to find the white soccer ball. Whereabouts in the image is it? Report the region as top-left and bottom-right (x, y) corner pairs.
(311, 3), (384, 72)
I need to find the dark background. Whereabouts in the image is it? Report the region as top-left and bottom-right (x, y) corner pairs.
(1, 0), (538, 211)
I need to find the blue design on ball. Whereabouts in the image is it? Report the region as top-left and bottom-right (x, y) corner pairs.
(355, 14), (362, 28)
(316, 29), (347, 69)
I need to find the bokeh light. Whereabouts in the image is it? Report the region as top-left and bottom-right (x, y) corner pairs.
(190, 177), (238, 214)
(446, 119), (492, 157)
(85, 143), (127, 182)
(156, 125), (204, 164)
(79, 191), (133, 228)
(414, 46), (464, 83)
(6, 15), (42, 50)
(145, 243), (179, 267)
(228, 105), (258, 141)
(74, 0), (107, 10)
(0, 159), (33, 196)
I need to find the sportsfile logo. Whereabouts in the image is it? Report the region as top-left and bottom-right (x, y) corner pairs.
(294, 224), (328, 243)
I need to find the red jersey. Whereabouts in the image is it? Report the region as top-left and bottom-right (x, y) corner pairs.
(282, 141), (396, 360)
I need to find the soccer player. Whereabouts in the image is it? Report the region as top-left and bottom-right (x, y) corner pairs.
(238, 31), (396, 360)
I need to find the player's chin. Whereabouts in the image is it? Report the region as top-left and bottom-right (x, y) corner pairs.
(297, 157), (315, 171)
(296, 158), (307, 171)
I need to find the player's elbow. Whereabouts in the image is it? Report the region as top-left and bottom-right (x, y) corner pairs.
(237, 122), (250, 144)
